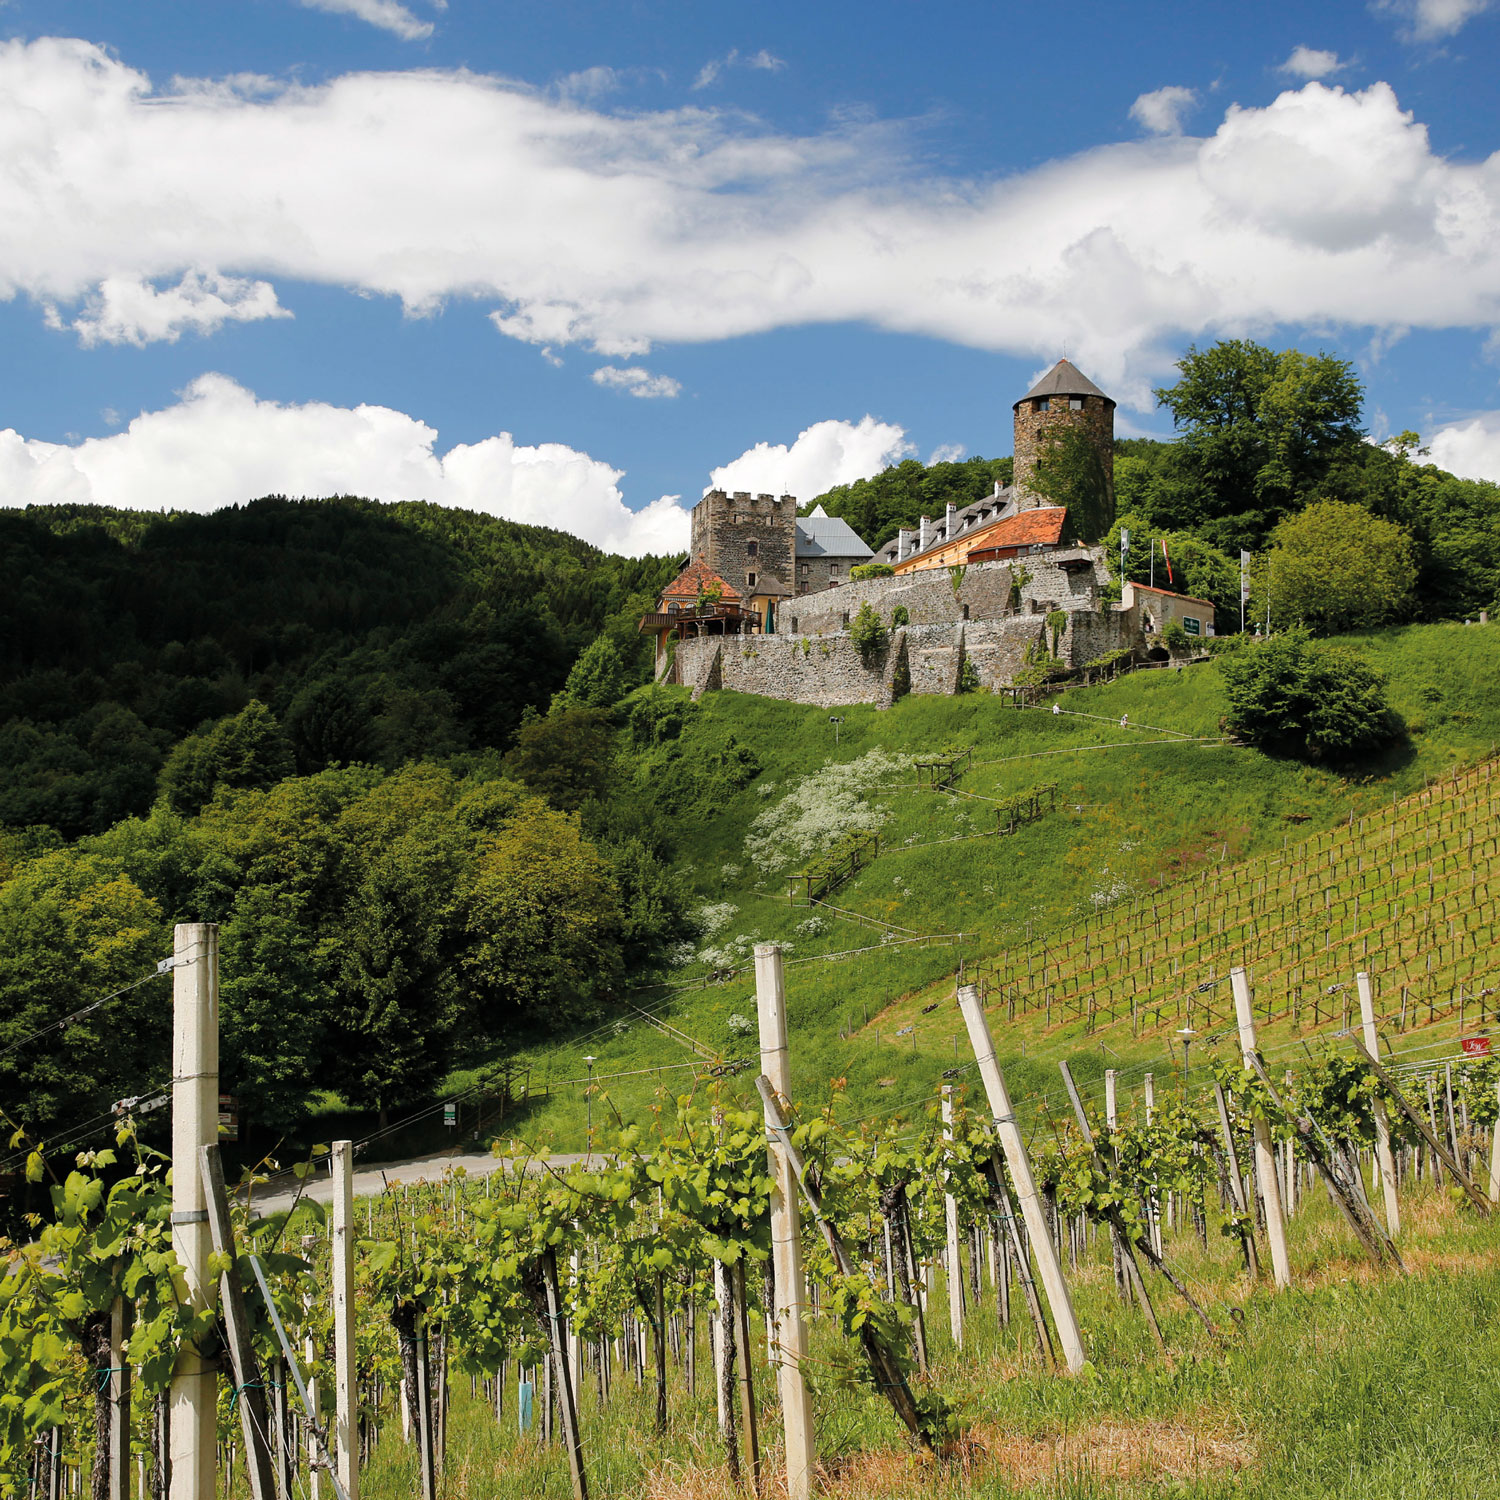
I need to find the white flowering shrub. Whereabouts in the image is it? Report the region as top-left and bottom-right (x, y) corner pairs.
(726, 1012), (755, 1037)
(720, 862), (743, 883)
(693, 900), (739, 936)
(667, 940), (698, 968)
(744, 749), (914, 873)
(794, 916), (829, 939)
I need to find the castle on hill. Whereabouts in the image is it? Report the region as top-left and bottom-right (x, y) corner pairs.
(641, 360), (1215, 708)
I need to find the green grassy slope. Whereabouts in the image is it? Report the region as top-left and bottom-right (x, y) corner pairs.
(426, 623), (1500, 1157)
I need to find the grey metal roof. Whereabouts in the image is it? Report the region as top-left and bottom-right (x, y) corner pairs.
(795, 515), (874, 560)
(873, 486), (1019, 564)
(1014, 358), (1113, 408)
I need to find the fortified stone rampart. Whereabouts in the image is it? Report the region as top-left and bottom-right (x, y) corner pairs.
(671, 601), (1136, 709)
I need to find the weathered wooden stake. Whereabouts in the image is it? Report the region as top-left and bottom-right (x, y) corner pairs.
(941, 1085), (965, 1350)
(1230, 968), (1292, 1288)
(957, 984), (1086, 1372)
(331, 1142), (359, 1500)
(753, 943), (814, 1500)
(1356, 973), (1400, 1237)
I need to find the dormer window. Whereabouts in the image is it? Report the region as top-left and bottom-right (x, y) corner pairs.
(1069, 397), (1084, 411)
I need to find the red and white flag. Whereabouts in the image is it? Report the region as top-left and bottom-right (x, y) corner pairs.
(1161, 538), (1175, 585)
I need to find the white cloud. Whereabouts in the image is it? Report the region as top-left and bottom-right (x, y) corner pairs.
(0, 374), (689, 556)
(297, 0), (436, 41)
(590, 365), (683, 398)
(709, 417), (914, 502)
(1129, 85), (1199, 135)
(1377, 0), (1493, 42)
(5, 45), (1500, 395)
(46, 270), (291, 347)
(928, 443), (966, 464)
(692, 47), (787, 90)
(1279, 46), (1347, 79)
(1427, 412), (1500, 480)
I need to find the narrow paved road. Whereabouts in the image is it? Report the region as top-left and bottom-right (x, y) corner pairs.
(251, 1146), (593, 1215)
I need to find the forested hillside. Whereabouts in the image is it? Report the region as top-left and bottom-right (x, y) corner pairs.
(0, 496), (677, 838)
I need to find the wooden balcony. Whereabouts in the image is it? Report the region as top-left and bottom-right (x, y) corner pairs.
(639, 602), (754, 634)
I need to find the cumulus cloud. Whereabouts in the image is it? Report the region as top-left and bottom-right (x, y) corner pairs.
(1129, 85), (1199, 135)
(0, 374), (689, 556)
(1377, 0), (1493, 41)
(692, 48), (786, 90)
(708, 417), (914, 502)
(46, 270), (291, 347)
(1427, 412), (1500, 481)
(5, 44), (1500, 393)
(590, 365), (683, 398)
(1279, 46), (1348, 79)
(928, 443), (966, 464)
(297, 0), (438, 41)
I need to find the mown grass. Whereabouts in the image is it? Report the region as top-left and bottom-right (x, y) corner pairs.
(351, 1181), (1500, 1500)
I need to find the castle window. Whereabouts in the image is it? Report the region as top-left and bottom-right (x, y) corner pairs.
(747, 571), (757, 588)
(1037, 398), (1050, 412)
(1069, 397), (1083, 411)
(747, 540), (758, 558)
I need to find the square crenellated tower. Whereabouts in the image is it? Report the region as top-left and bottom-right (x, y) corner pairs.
(690, 489), (798, 598)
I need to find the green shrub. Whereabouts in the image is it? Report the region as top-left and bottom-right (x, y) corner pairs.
(1219, 626), (1404, 762)
(891, 605), (910, 629)
(850, 562), (895, 581)
(850, 600), (888, 663)
(1162, 619), (1191, 654)
(1046, 608), (1069, 655)
(956, 658), (982, 694)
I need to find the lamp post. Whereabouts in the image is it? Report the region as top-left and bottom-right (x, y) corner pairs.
(1176, 1026), (1196, 1088)
(828, 715), (844, 746)
(583, 1056), (597, 1148)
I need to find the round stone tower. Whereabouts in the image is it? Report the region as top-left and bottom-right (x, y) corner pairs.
(1011, 358), (1115, 505)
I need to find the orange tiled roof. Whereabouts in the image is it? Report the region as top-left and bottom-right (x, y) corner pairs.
(660, 557), (742, 603)
(965, 506), (1068, 553)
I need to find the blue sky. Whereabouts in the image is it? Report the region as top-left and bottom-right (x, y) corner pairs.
(1, 0), (1499, 553)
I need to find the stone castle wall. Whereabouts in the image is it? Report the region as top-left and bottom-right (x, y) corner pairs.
(1012, 393), (1114, 495)
(690, 489), (796, 596)
(672, 604), (1136, 708)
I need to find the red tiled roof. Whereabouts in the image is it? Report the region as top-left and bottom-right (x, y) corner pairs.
(1129, 582), (1215, 609)
(660, 557), (742, 603)
(965, 506), (1068, 553)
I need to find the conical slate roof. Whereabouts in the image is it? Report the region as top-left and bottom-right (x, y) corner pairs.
(1014, 358), (1113, 408)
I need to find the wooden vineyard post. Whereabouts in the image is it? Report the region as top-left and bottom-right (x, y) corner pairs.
(1230, 968), (1292, 1289)
(1356, 973), (1401, 1238)
(331, 1141), (359, 1500)
(1056, 1064), (1166, 1356)
(1348, 1037), (1493, 1215)
(957, 984), (1087, 1373)
(753, 944), (815, 1500)
(199, 1145), (276, 1500)
(170, 922), (219, 1500)
(539, 1248), (589, 1500)
(732, 1261), (761, 1494)
(941, 1086), (965, 1351)
(107, 1298), (132, 1500)
(1489, 1081), (1500, 1206)
(1212, 1083), (1258, 1279)
(754, 1077), (934, 1452)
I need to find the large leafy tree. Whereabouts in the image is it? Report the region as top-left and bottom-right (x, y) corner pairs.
(1027, 425), (1114, 543)
(1264, 500), (1418, 635)
(1155, 340), (1364, 550)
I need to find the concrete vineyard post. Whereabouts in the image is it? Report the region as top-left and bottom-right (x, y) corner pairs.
(170, 922), (218, 1500)
(941, 1085), (964, 1350)
(1230, 967), (1292, 1288)
(332, 1141), (359, 1500)
(753, 943), (815, 1500)
(957, 983), (1087, 1373)
(1356, 973), (1400, 1237)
